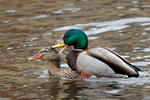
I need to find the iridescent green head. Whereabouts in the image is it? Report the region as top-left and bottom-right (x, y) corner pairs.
(63, 29), (88, 49)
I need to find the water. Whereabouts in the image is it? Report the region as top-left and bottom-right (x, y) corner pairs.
(53, 17), (150, 35)
(0, 0), (150, 100)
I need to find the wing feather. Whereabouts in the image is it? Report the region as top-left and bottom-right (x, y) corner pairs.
(87, 47), (139, 77)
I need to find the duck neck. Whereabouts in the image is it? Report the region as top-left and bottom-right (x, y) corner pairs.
(49, 59), (60, 69)
(48, 62), (61, 76)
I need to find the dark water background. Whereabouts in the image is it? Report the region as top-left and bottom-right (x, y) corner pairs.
(0, 0), (150, 100)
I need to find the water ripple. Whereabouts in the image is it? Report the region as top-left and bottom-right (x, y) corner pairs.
(88, 37), (100, 40)
(141, 23), (150, 26)
(139, 38), (150, 43)
(131, 61), (150, 67)
(17, 14), (49, 21)
(133, 47), (150, 52)
(4, 10), (19, 13)
(52, 8), (81, 14)
(0, 98), (11, 100)
(30, 14), (48, 19)
(53, 17), (150, 35)
(24, 37), (39, 42)
(116, 6), (125, 10)
(103, 89), (123, 94)
(142, 5), (150, 8)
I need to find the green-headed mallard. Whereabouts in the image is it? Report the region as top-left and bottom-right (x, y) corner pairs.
(28, 47), (80, 79)
(52, 29), (140, 78)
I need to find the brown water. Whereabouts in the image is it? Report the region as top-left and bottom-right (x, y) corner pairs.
(0, 0), (150, 99)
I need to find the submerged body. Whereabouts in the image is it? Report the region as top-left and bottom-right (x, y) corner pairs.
(28, 47), (80, 79)
(52, 29), (140, 78)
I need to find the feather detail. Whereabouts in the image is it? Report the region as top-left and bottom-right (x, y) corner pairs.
(87, 47), (139, 77)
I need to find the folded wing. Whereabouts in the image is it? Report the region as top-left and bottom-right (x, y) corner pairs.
(87, 47), (139, 77)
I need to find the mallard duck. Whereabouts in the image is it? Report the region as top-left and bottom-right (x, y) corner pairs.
(28, 47), (80, 79)
(52, 29), (140, 78)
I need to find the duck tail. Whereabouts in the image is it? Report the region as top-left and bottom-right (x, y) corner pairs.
(105, 48), (141, 72)
(128, 72), (139, 77)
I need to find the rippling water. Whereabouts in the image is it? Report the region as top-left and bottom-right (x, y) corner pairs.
(0, 0), (150, 100)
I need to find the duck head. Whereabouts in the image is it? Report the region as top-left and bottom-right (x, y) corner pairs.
(28, 47), (60, 65)
(52, 29), (88, 54)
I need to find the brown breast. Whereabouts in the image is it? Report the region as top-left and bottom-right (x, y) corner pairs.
(48, 66), (80, 78)
(66, 50), (81, 71)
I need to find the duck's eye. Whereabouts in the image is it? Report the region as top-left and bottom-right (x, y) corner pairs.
(40, 50), (46, 53)
(66, 35), (70, 38)
(43, 50), (46, 52)
(64, 34), (71, 39)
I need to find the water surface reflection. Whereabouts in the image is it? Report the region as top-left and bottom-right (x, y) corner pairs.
(0, 0), (150, 100)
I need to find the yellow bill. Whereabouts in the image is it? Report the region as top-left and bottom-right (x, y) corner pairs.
(52, 41), (65, 48)
(52, 40), (68, 55)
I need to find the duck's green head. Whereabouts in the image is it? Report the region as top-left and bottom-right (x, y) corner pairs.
(63, 29), (88, 49)
(52, 29), (88, 54)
